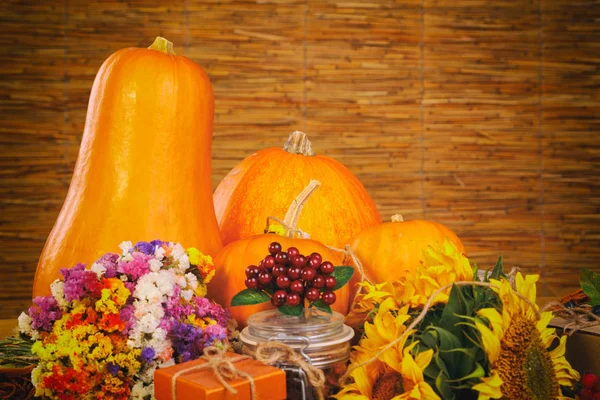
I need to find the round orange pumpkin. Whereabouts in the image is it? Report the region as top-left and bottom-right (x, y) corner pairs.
(33, 37), (222, 297)
(349, 215), (465, 297)
(208, 235), (348, 328)
(213, 131), (382, 248)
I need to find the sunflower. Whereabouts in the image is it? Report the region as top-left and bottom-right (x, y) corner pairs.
(473, 273), (579, 400)
(336, 298), (440, 400)
(348, 238), (474, 327)
(335, 344), (440, 400)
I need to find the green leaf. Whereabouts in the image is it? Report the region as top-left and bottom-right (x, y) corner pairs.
(489, 256), (506, 281)
(580, 268), (600, 306)
(278, 304), (303, 316)
(311, 299), (332, 314)
(440, 284), (469, 337)
(230, 289), (270, 307)
(332, 266), (354, 290)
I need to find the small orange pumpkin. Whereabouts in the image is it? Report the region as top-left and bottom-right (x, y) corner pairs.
(349, 215), (465, 297)
(209, 181), (351, 327)
(213, 131), (381, 248)
(33, 37), (222, 297)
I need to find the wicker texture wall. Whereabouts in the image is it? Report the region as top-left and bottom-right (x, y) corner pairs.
(0, 0), (598, 319)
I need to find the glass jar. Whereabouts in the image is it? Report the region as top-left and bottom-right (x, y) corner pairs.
(240, 308), (354, 400)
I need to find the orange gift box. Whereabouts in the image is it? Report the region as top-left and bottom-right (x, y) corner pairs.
(154, 352), (287, 400)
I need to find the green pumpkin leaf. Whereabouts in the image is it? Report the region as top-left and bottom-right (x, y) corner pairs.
(230, 289), (270, 307)
(581, 268), (600, 306)
(332, 266), (354, 290)
(311, 299), (332, 314)
(278, 304), (303, 316)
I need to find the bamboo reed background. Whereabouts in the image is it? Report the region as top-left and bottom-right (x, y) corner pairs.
(0, 0), (598, 319)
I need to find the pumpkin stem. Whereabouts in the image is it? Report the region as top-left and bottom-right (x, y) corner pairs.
(282, 180), (321, 237)
(283, 131), (316, 156)
(391, 214), (404, 222)
(148, 36), (176, 55)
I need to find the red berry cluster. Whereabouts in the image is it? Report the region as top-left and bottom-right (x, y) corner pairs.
(244, 242), (337, 308)
(579, 372), (600, 400)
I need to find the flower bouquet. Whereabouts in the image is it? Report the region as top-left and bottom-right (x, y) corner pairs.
(336, 240), (581, 400)
(17, 240), (230, 400)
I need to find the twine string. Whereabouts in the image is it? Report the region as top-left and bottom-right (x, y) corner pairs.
(541, 300), (600, 336)
(245, 341), (327, 400)
(171, 346), (256, 400)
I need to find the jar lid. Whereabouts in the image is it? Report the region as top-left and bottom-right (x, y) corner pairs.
(247, 308), (345, 339)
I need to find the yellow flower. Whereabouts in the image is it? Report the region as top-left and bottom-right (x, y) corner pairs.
(397, 239), (473, 308)
(194, 283), (208, 298)
(348, 239), (473, 328)
(474, 273), (579, 400)
(360, 298), (412, 368)
(186, 247), (203, 266)
(188, 247), (216, 284)
(95, 278), (130, 314)
(337, 299), (439, 400)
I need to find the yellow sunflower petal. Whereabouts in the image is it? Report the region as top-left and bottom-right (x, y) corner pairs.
(414, 349), (434, 371)
(400, 351), (424, 384)
(396, 381), (442, 400)
(537, 311), (556, 348)
(472, 371), (503, 400)
(477, 308), (504, 338)
(475, 321), (501, 363)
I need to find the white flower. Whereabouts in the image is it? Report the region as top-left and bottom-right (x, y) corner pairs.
(171, 243), (186, 261)
(177, 253), (190, 272)
(50, 280), (68, 308)
(148, 259), (162, 273)
(119, 241), (133, 255)
(90, 262), (106, 278)
(138, 364), (157, 383)
(174, 273), (186, 289)
(160, 358), (176, 368)
(130, 381), (153, 400)
(18, 312), (33, 336)
(185, 272), (199, 290)
(136, 313), (161, 334)
(122, 252), (134, 262)
(181, 289), (194, 302)
(154, 246), (166, 260)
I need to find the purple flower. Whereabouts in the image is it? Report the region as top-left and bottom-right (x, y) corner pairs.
(95, 253), (119, 278)
(106, 362), (119, 376)
(169, 321), (205, 362)
(117, 252), (152, 282)
(119, 305), (135, 333)
(61, 264), (101, 302)
(193, 297), (230, 327)
(134, 241), (155, 256)
(29, 296), (62, 332)
(204, 324), (227, 343)
(150, 239), (163, 249)
(141, 347), (155, 363)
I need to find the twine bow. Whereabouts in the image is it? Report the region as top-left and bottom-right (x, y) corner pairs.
(245, 341), (327, 400)
(171, 346), (256, 400)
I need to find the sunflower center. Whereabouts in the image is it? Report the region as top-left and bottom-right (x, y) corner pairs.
(495, 315), (559, 400)
(372, 370), (403, 400)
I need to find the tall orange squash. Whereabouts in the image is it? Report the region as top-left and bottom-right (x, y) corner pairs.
(33, 37), (222, 297)
(214, 131), (382, 247)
